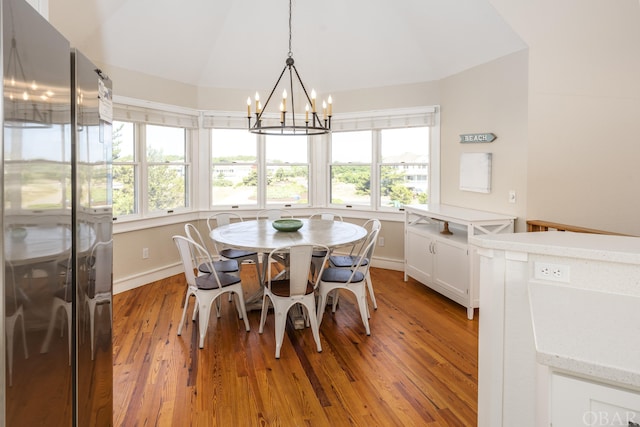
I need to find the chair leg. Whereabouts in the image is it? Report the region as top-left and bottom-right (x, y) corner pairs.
(5, 308), (28, 387)
(197, 299), (214, 349)
(88, 300), (96, 359)
(19, 310), (28, 360)
(65, 303), (72, 364)
(331, 289), (340, 313)
(303, 299), (322, 353)
(273, 302), (288, 359)
(177, 291), (192, 336)
(365, 271), (378, 310)
(316, 289), (329, 327)
(252, 254), (263, 287)
(355, 286), (371, 336)
(259, 294), (270, 334)
(232, 288), (251, 332)
(40, 299), (70, 360)
(215, 297), (222, 318)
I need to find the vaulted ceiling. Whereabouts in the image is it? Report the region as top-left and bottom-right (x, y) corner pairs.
(49, 0), (526, 93)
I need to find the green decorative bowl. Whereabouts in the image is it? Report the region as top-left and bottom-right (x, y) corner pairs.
(10, 227), (28, 241)
(272, 219), (303, 232)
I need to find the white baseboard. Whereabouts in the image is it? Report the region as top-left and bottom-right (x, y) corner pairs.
(114, 263), (183, 294)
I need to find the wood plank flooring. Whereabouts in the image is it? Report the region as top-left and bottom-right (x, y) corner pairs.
(112, 265), (479, 426)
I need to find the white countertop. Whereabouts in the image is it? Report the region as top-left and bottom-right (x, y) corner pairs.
(472, 230), (640, 389)
(404, 204), (516, 224)
(471, 230), (640, 265)
(529, 282), (640, 388)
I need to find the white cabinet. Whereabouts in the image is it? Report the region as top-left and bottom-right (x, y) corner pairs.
(551, 373), (640, 427)
(404, 204), (514, 319)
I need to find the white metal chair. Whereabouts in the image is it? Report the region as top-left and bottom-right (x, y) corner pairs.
(173, 235), (250, 349)
(308, 212), (344, 278)
(259, 244), (329, 359)
(40, 254), (73, 364)
(256, 209), (293, 220)
(84, 240), (113, 360)
(185, 223), (239, 276)
(207, 213), (261, 285)
(256, 209), (295, 278)
(317, 232), (379, 336)
(328, 218), (381, 311)
(186, 222), (240, 309)
(5, 262), (28, 386)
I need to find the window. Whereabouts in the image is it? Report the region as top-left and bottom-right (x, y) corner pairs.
(145, 124), (189, 213)
(112, 121), (137, 216)
(330, 131), (372, 207)
(4, 125), (71, 212)
(265, 134), (309, 205)
(210, 129), (310, 208)
(330, 126), (431, 210)
(206, 107), (436, 212)
(112, 103), (196, 220)
(380, 127), (429, 208)
(211, 129), (258, 207)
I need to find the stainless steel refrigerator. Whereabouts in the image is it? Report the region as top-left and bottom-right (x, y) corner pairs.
(2, 0), (113, 424)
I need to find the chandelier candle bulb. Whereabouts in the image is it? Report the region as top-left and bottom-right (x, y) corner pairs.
(255, 92), (260, 112)
(305, 104), (309, 122)
(247, 97), (251, 117)
(282, 89), (287, 112)
(323, 100), (327, 120)
(328, 95), (333, 116)
(311, 89), (317, 112)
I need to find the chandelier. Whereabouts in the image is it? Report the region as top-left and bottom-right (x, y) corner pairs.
(247, 0), (332, 135)
(5, 36), (52, 128)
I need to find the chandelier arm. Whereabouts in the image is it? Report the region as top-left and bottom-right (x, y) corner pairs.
(290, 65), (314, 108)
(288, 66), (296, 127)
(257, 65), (289, 122)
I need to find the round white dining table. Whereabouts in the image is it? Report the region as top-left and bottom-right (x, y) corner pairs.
(210, 218), (368, 315)
(209, 218), (367, 254)
(5, 223), (96, 266)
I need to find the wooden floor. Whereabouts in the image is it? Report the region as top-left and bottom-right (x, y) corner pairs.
(112, 265), (479, 426)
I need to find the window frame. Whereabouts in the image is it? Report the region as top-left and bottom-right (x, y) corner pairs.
(111, 100), (198, 222)
(327, 106), (438, 212)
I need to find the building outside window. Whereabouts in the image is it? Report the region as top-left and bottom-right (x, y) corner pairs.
(210, 128), (258, 207)
(379, 127), (429, 208)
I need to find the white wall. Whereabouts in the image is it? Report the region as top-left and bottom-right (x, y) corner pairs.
(492, 0), (640, 235)
(439, 50), (529, 231)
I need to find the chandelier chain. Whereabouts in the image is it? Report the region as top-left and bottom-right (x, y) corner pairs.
(288, 0), (293, 57)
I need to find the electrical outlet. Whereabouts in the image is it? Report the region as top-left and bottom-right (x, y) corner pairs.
(142, 247), (149, 259)
(508, 190), (517, 203)
(378, 237), (385, 247)
(534, 262), (570, 283)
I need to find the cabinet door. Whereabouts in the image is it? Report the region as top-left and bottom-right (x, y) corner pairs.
(406, 229), (434, 285)
(551, 373), (640, 427)
(433, 239), (469, 304)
